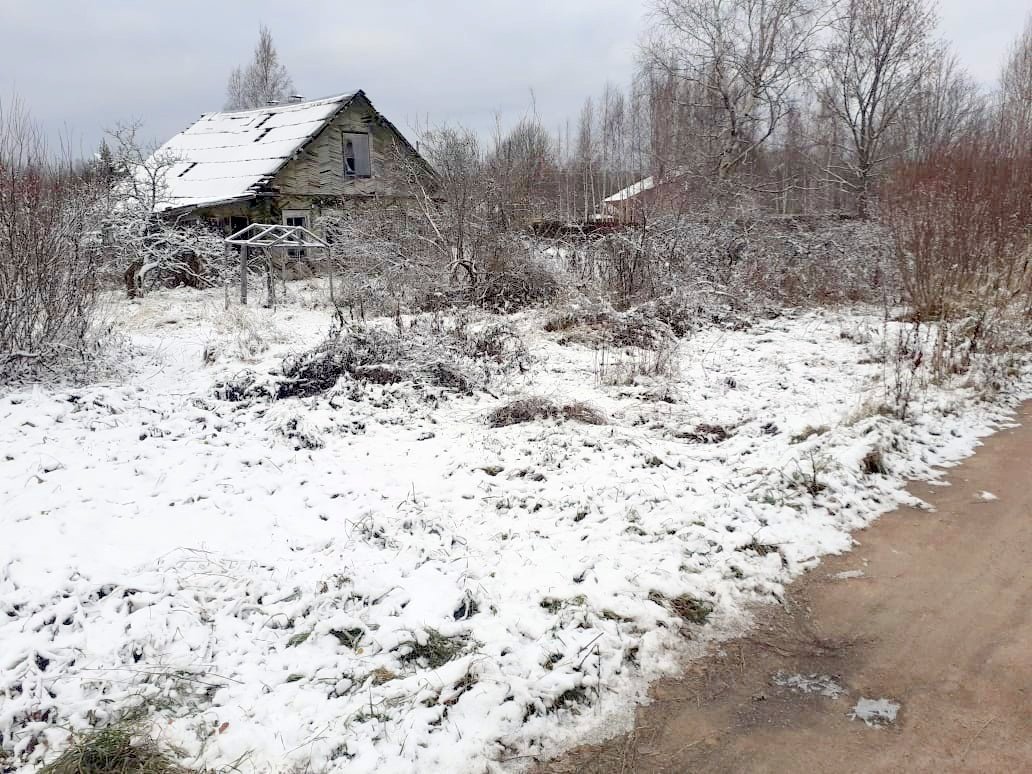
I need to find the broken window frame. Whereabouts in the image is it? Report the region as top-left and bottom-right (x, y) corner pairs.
(341, 131), (372, 179)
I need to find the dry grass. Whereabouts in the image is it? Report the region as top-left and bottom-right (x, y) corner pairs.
(594, 338), (679, 385)
(40, 719), (189, 774)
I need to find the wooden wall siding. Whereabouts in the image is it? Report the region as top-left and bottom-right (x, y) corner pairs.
(274, 97), (417, 199)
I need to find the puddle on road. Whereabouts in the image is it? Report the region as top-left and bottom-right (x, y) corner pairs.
(772, 671), (845, 698)
(850, 697), (901, 726)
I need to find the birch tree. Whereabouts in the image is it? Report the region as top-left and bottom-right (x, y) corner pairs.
(225, 26), (295, 110)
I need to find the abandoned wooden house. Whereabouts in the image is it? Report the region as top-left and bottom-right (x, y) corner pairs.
(145, 90), (430, 234)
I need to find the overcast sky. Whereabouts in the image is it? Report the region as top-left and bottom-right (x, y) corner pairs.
(1, 0), (1028, 155)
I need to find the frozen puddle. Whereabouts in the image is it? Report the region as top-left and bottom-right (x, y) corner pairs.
(850, 697), (901, 726)
(772, 672), (845, 698)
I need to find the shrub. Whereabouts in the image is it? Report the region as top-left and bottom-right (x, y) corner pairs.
(0, 98), (107, 379)
(475, 247), (565, 312)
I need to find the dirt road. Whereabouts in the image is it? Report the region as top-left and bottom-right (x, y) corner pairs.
(541, 402), (1032, 774)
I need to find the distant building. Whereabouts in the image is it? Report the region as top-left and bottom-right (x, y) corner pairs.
(601, 169), (690, 223)
(141, 91), (430, 235)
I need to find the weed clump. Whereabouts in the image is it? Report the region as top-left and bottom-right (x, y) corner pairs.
(546, 305), (674, 350)
(674, 423), (731, 443)
(487, 397), (606, 428)
(861, 448), (888, 475)
(40, 719), (188, 774)
(649, 591), (714, 626)
(400, 629), (469, 670)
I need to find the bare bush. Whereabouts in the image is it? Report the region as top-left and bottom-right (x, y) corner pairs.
(0, 98), (107, 378)
(883, 138), (1032, 324)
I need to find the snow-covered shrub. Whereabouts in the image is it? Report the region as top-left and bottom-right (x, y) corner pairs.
(0, 100), (109, 379)
(105, 205), (227, 298)
(474, 243), (566, 312)
(452, 318), (529, 370)
(565, 214), (897, 310)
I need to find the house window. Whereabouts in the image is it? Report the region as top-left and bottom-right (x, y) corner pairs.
(342, 131), (371, 178)
(283, 210), (309, 258)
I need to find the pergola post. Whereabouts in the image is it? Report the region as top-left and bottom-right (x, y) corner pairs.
(266, 249), (276, 309)
(240, 244), (249, 305)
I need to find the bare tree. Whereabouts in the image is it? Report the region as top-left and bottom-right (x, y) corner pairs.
(489, 117), (559, 227)
(998, 12), (1032, 148)
(817, 0), (936, 216)
(106, 120), (180, 212)
(894, 48), (984, 158)
(225, 25), (295, 111)
(397, 127), (486, 289)
(645, 0), (827, 181)
(103, 123), (225, 296)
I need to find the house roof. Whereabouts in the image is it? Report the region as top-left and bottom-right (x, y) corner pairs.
(144, 92), (359, 212)
(603, 175), (656, 204)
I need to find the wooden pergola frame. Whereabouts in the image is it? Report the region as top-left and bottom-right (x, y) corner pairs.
(224, 223), (334, 307)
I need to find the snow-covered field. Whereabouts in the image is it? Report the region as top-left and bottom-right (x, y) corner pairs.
(1, 282), (1024, 773)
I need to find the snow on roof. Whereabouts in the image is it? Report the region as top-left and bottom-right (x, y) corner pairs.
(603, 175), (655, 203)
(144, 93), (357, 212)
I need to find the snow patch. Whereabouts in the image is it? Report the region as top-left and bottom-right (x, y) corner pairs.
(831, 570), (866, 580)
(772, 672), (845, 698)
(850, 697), (901, 726)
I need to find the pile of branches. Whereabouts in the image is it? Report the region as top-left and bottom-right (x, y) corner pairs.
(218, 318), (529, 403)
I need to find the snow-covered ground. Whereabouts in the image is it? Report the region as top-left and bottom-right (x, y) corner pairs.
(1, 282), (1025, 773)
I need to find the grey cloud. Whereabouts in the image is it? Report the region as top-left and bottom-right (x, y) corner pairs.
(0, 0), (1025, 155)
